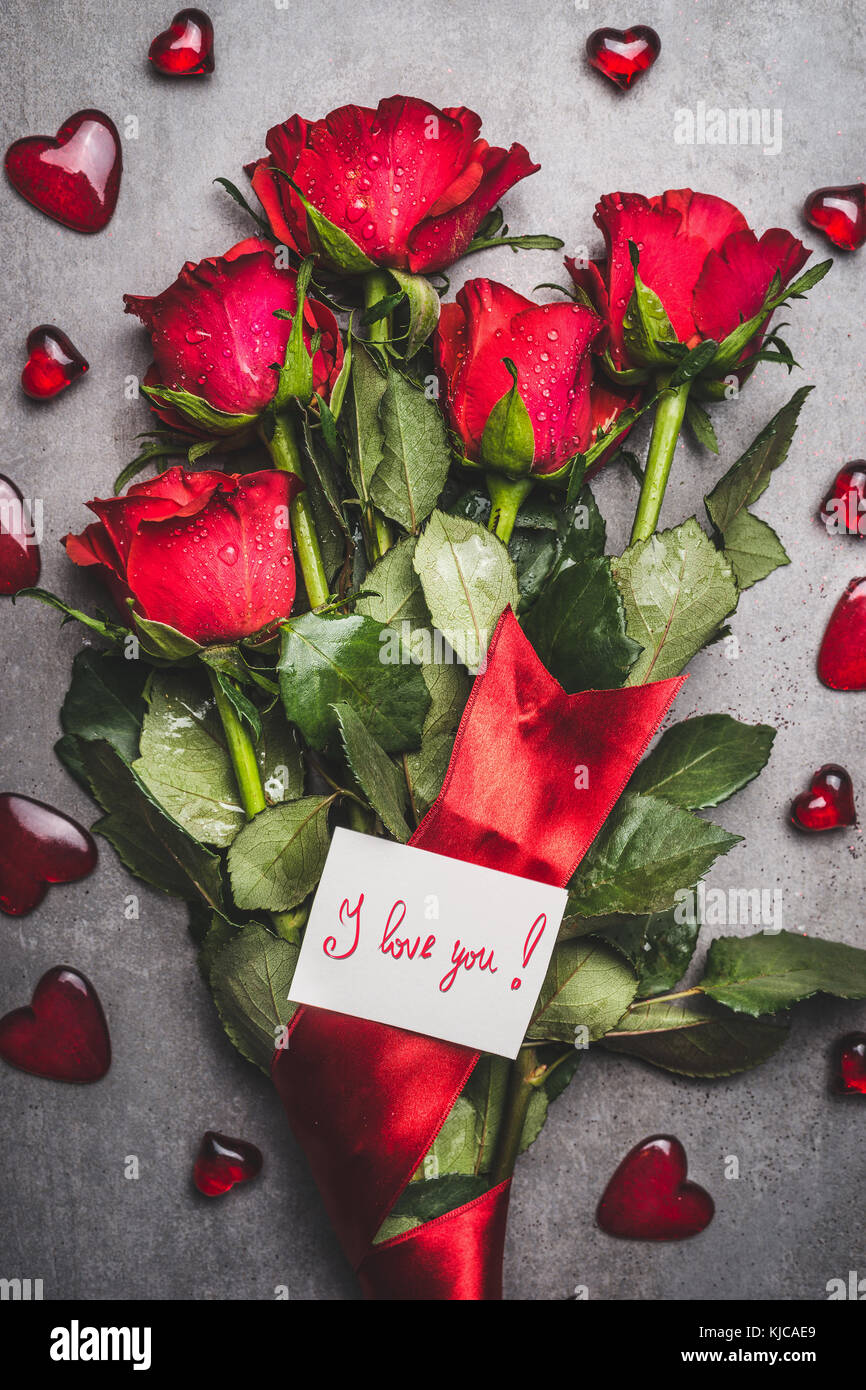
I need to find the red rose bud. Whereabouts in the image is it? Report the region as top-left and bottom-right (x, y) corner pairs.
(434, 279), (618, 477)
(246, 95), (539, 275)
(123, 237), (343, 434)
(63, 467), (302, 644)
(567, 189), (811, 393)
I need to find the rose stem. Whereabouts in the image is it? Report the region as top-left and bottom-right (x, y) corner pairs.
(486, 474), (533, 545)
(629, 376), (691, 544)
(206, 668), (302, 943)
(261, 412), (330, 611)
(363, 270), (395, 562)
(490, 1045), (544, 1184)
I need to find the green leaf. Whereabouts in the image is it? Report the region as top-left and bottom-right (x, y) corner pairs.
(701, 930), (866, 1016)
(356, 535), (429, 642)
(685, 400), (719, 454)
(622, 252), (679, 368)
(528, 938), (637, 1043)
(522, 557), (641, 691)
(132, 613), (203, 661)
(705, 386), (813, 536)
(209, 924), (299, 1072)
(141, 383), (257, 435)
(343, 340), (386, 503)
(74, 738), (226, 910)
(567, 792), (742, 917)
(133, 672), (302, 847)
(17, 588), (126, 643)
(388, 269), (441, 358)
(334, 702), (411, 842)
(227, 796), (333, 913)
(275, 258), (314, 404)
(58, 648), (147, 766)
(370, 367), (451, 532)
(480, 358), (535, 478)
(404, 661), (471, 817)
(603, 994), (789, 1076)
(629, 713), (776, 809)
(668, 338), (719, 387)
(601, 906), (701, 998)
(374, 1174), (491, 1242)
(198, 911), (236, 985)
(279, 610), (430, 752)
(413, 510), (519, 672)
(720, 509), (790, 590)
(296, 190), (377, 274)
(612, 518), (739, 684)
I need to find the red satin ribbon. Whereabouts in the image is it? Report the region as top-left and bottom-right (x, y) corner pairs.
(273, 609), (683, 1298)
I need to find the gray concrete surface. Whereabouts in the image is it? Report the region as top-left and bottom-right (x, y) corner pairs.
(1, 0), (864, 1301)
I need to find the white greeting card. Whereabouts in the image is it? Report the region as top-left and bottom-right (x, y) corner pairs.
(289, 828), (566, 1057)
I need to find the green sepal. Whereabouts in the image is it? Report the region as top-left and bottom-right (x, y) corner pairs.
(141, 383), (257, 436)
(480, 358), (535, 478)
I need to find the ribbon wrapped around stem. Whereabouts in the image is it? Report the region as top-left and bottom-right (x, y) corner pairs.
(273, 609), (683, 1299)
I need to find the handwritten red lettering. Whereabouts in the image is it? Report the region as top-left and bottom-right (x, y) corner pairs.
(378, 901), (436, 961)
(324, 894), (363, 960)
(439, 939), (498, 993)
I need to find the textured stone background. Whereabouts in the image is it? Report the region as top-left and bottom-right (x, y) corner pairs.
(1, 0), (864, 1302)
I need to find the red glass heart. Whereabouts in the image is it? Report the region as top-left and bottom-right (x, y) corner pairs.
(597, 1134), (714, 1240)
(820, 462), (866, 537)
(804, 184), (866, 251)
(586, 26), (661, 90)
(193, 1131), (263, 1196)
(0, 793), (97, 916)
(790, 764), (856, 832)
(5, 109), (122, 233)
(832, 1033), (866, 1095)
(21, 325), (88, 400)
(818, 577), (866, 690)
(0, 966), (110, 1082)
(0, 475), (40, 595)
(149, 9), (215, 75)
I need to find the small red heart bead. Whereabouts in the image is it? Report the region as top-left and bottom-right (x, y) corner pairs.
(818, 577), (866, 690)
(804, 183), (866, 251)
(832, 1033), (866, 1095)
(193, 1131), (263, 1196)
(820, 462), (866, 537)
(0, 475), (40, 595)
(790, 764), (856, 832)
(5, 109), (122, 233)
(0, 966), (110, 1082)
(21, 325), (88, 400)
(0, 793), (97, 916)
(586, 26), (661, 90)
(149, 9), (215, 75)
(597, 1134), (714, 1240)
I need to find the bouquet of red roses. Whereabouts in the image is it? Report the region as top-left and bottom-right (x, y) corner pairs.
(11, 94), (866, 1300)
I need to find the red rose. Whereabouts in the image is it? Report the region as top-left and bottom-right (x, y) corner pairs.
(123, 237), (343, 433)
(568, 189), (809, 380)
(434, 279), (630, 476)
(64, 467), (302, 644)
(247, 96), (539, 274)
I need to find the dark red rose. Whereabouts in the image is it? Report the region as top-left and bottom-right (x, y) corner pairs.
(567, 189), (810, 379)
(64, 467), (302, 644)
(247, 96), (539, 274)
(434, 278), (628, 476)
(123, 237), (343, 433)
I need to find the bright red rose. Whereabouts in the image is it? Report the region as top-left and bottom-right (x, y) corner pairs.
(123, 237), (343, 433)
(247, 95), (539, 274)
(434, 279), (631, 476)
(64, 467), (302, 644)
(567, 189), (810, 378)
